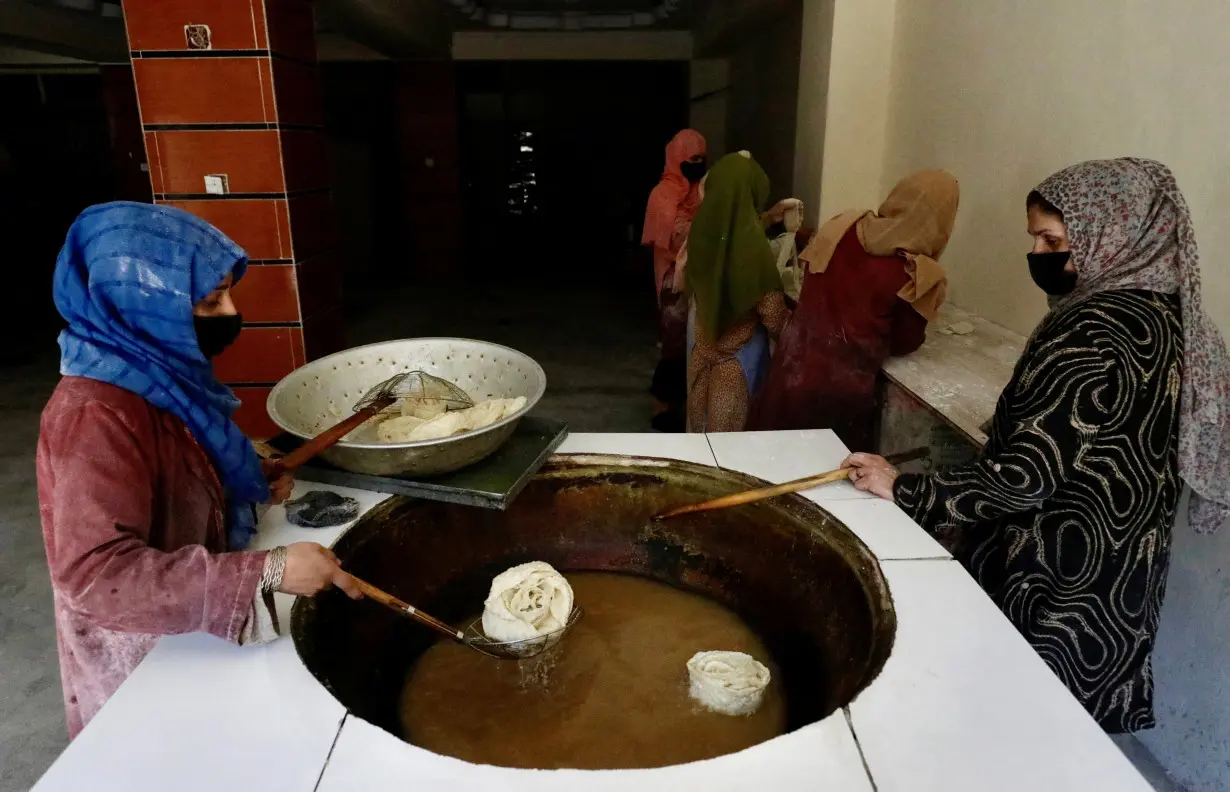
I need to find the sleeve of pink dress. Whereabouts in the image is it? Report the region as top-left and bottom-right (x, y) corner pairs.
(44, 401), (265, 639)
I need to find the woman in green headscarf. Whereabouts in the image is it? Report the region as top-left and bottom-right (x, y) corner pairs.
(685, 153), (791, 432)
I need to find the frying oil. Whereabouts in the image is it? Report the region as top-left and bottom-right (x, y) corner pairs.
(399, 572), (785, 769)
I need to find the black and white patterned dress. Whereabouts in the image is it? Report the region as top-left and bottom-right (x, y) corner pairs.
(894, 289), (1183, 733)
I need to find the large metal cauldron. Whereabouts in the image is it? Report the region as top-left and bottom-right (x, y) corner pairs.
(292, 455), (896, 745)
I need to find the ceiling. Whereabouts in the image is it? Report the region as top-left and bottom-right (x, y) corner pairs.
(440, 0), (694, 31)
(6, 0), (708, 64)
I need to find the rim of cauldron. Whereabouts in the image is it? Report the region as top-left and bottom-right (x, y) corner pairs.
(290, 454), (897, 745)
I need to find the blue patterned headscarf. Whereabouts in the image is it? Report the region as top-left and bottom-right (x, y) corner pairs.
(54, 202), (269, 549)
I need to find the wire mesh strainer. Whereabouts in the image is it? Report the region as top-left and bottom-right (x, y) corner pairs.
(351, 576), (583, 661)
(354, 371), (475, 415)
(462, 607), (586, 659)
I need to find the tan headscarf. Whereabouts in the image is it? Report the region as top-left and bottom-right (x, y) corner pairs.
(800, 169), (959, 321)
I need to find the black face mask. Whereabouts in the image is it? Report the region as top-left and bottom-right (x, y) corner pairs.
(680, 160), (707, 184)
(194, 314), (243, 359)
(1027, 252), (1078, 296)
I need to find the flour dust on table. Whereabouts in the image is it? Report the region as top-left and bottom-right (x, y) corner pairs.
(400, 573), (785, 769)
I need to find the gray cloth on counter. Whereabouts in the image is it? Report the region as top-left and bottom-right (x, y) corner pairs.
(285, 490), (360, 528)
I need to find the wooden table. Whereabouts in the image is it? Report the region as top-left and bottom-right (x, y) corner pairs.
(881, 303), (1025, 447)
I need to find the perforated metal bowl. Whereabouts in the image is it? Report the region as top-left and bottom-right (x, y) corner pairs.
(266, 339), (547, 477)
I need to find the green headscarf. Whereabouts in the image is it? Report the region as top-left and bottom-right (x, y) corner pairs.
(687, 153), (782, 339)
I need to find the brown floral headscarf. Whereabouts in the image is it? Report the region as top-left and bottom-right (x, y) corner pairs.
(1036, 157), (1229, 534)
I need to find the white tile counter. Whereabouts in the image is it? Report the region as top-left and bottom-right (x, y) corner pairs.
(555, 431), (717, 466)
(821, 498), (950, 560)
(708, 429), (875, 501)
(851, 559), (1152, 792)
(317, 707), (876, 792)
(30, 634), (344, 792)
(31, 432), (1152, 792)
(31, 480), (387, 792)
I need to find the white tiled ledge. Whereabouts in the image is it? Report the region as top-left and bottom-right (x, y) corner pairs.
(32, 431), (1150, 792)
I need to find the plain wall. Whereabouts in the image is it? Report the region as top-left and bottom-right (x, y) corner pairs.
(881, 1), (1230, 340)
(790, 0), (834, 226)
(812, 0), (896, 221)
(878, 2), (1230, 788)
(689, 59), (729, 158)
(722, 0), (804, 202)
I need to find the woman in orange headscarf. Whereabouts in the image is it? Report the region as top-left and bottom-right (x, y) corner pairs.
(749, 170), (959, 448)
(643, 129), (707, 432)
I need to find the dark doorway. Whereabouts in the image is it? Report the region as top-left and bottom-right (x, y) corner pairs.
(338, 60), (690, 432)
(0, 71), (120, 364)
(320, 62), (400, 313)
(457, 61), (690, 277)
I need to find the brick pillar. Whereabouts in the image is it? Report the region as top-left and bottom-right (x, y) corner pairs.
(122, 0), (344, 438)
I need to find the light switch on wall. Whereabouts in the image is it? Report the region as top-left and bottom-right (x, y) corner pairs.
(204, 174), (229, 195)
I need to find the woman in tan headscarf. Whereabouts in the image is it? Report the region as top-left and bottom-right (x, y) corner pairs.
(749, 170), (959, 448)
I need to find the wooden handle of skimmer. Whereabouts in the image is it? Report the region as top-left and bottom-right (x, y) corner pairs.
(351, 577), (465, 642)
(271, 395), (395, 474)
(652, 446), (931, 520)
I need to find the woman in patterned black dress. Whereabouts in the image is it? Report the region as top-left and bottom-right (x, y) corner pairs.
(844, 158), (1230, 734)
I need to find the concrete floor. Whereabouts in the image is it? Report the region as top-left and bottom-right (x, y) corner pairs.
(0, 272), (1188, 791)
(344, 272), (662, 435)
(0, 356), (68, 792)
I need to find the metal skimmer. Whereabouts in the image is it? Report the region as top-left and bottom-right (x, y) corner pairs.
(351, 576), (583, 661)
(354, 371), (475, 415)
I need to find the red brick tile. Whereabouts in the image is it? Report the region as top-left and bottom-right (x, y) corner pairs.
(264, 0), (318, 63)
(163, 198), (291, 260)
(232, 264), (299, 322)
(270, 58), (323, 127)
(279, 129), (329, 192)
(251, 0), (269, 49)
(124, 0), (264, 52)
(291, 326), (306, 368)
(258, 58), (277, 123)
(148, 130), (284, 194)
(231, 386), (281, 439)
(295, 250), (343, 320)
(288, 192), (334, 260)
(303, 307), (346, 361)
(213, 325), (300, 383)
(133, 58), (274, 125)
(144, 132), (165, 194)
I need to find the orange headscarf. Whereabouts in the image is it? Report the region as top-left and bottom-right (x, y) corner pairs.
(642, 130), (707, 251)
(801, 169), (959, 321)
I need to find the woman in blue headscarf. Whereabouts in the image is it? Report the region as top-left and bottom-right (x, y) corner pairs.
(36, 202), (361, 738)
